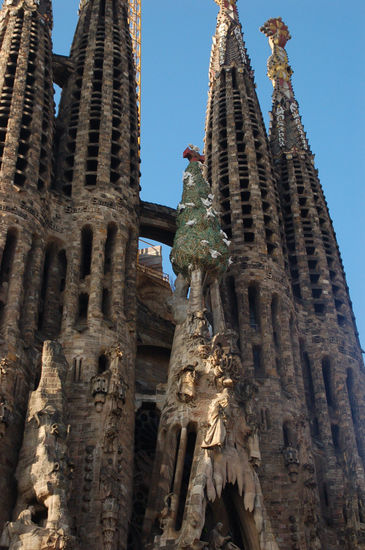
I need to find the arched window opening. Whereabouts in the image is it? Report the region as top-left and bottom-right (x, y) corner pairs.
(346, 368), (363, 460)
(78, 292), (89, 321)
(170, 427), (182, 493)
(0, 228), (17, 289)
(253, 345), (264, 378)
(202, 484), (260, 550)
(323, 482), (329, 508)
(289, 316), (299, 374)
(101, 287), (111, 320)
(55, 249), (67, 335)
(175, 424), (197, 531)
(37, 245), (54, 331)
(73, 358), (82, 382)
(301, 350), (315, 409)
(223, 275), (240, 337)
(58, 249), (67, 293)
(128, 403), (161, 550)
(248, 285), (260, 330)
(80, 226), (93, 279)
(20, 236), (37, 335)
(331, 424), (340, 451)
(124, 229), (135, 317)
(283, 421), (296, 448)
(312, 417), (320, 439)
(271, 295), (279, 349)
(322, 358), (334, 409)
(104, 222), (117, 274)
(98, 353), (109, 374)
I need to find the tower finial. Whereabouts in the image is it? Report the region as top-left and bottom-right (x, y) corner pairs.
(261, 18), (309, 152)
(209, 0), (248, 84)
(260, 17), (293, 98)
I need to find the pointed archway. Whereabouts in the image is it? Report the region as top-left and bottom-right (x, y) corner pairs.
(202, 483), (260, 550)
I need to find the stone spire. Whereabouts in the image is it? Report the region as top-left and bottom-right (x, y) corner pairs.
(1, 0), (53, 28)
(260, 19), (365, 545)
(209, 0), (249, 85)
(55, 0), (139, 197)
(261, 18), (309, 155)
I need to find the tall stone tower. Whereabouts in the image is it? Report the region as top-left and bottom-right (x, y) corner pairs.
(0, 0), (140, 548)
(0, 1), (363, 550)
(0, 0), (55, 529)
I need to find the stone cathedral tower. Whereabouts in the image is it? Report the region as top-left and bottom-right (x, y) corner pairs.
(0, 1), (363, 550)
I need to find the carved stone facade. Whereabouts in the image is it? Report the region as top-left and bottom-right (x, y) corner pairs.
(0, 1), (363, 550)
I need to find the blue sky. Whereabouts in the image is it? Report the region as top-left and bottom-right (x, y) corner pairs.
(14, 0), (365, 346)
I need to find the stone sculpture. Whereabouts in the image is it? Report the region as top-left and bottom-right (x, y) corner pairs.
(208, 522), (241, 550)
(1, 341), (75, 549)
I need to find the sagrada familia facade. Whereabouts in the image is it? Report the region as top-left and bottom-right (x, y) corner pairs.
(0, 0), (363, 549)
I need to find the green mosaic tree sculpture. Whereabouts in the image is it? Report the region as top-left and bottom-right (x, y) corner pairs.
(170, 146), (230, 286)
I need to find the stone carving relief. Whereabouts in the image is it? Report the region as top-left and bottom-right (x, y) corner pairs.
(90, 344), (128, 412)
(91, 375), (108, 411)
(1, 341), (76, 550)
(93, 343), (131, 550)
(208, 522), (241, 550)
(100, 460), (121, 550)
(177, 365), (198, 403)
(103, 410), (122, 454)
(101, 497), (119, 550)
(81, 446), (94, 513)
(283, 446), (300, 482)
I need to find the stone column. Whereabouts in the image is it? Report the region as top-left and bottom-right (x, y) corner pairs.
(210, 279), (225, 334)
(88, 226), (106, 322)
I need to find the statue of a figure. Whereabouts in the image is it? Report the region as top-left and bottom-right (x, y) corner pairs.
(103, 412), (121, 454)
(207, 345), (234, 389)
(0, 507), (41, 550)
(177, 365), (197, 403)
(202, 389), (230, 449)
(208, 523), (241, 550)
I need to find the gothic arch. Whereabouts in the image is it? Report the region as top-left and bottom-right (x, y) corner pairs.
(203, 483), (260, 550)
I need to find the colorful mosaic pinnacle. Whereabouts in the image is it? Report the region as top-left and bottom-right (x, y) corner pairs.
(260, 17), (293, 93)
(170, 147), (230, 282)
